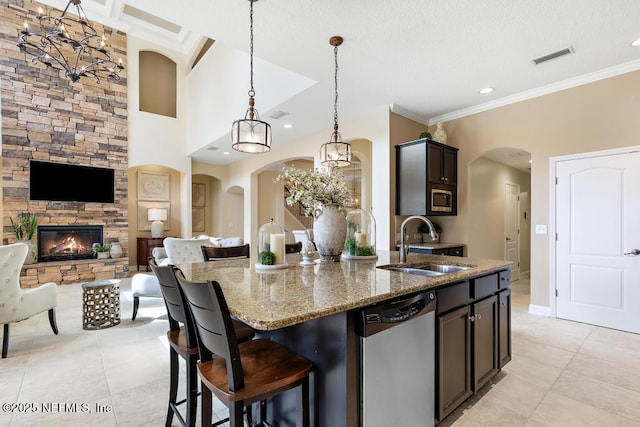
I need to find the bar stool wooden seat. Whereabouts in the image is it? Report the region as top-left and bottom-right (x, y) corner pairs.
(175, 269), (313, 427)
(149, 259), (254, 427)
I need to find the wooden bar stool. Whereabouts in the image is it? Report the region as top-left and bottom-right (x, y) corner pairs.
(149, 260), (255, 427)
(174, 269), (313, 427)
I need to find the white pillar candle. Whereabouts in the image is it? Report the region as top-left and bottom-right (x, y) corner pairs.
(354, 231), (367, 247)
(270, 233), (285, 265)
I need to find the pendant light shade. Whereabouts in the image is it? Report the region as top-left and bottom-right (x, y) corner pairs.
(232, 0), (271, 154)
(321, 36), (351, 168)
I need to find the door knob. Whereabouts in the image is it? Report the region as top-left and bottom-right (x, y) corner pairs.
(624, 249), (640, 256)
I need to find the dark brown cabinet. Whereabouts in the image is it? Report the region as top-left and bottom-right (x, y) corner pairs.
(498, 288), (512, 367)
(396, 138), (458, 216)
(472, 295), (499, 391)
(437, 304), (472, 420)
(408, 246), (464, 257)
(435, 270), (510, 423)
(136, 237), (165, 271)
(428, 142), (458, 186)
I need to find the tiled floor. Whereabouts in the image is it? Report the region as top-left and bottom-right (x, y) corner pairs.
(1, 277), (640, 426)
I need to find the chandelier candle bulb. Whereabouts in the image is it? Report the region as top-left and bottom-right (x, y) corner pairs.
(270, 233), (285, 265)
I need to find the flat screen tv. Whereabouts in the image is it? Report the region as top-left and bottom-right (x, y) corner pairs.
(30, 160), (115, 203)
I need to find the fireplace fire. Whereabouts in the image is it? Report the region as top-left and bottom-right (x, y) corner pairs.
(37, 225), (103, 262)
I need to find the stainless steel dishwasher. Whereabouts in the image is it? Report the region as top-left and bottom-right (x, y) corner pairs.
(357, 290), (436, 427)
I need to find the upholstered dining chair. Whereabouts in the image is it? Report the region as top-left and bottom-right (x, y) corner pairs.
(163, 237), (211, 265)
(175, 269), (312, 427)
(148, 259), (255, 427)
(0, 243), (58, 358)
(286, 242), (303, 254)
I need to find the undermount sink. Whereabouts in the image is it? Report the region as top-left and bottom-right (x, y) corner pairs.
(378, 263), (473, 277)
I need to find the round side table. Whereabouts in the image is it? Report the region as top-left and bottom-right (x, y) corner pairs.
(82, 279), (121, 330)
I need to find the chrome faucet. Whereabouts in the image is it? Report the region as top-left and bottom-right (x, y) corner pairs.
(399, 215), (439, 263)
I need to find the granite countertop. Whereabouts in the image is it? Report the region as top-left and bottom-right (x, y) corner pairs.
(176, 250), (511, 331)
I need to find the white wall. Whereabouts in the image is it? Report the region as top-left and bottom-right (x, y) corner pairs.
(127, 36), (190, 173)
(185, 42), (315, 156)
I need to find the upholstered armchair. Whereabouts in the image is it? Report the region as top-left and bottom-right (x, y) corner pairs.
(131, 237), (212, 320)
(0, 243), (58, 358)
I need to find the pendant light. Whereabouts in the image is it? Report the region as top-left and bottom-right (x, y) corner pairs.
(231, 0), (271, 154)
(320, 36), (352, 168)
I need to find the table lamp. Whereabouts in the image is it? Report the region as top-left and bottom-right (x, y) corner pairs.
(148, 208), (167, 238)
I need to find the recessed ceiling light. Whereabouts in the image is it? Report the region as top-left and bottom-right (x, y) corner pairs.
(479, 87), (494, 94)
(632, 38), (640, 47)
(223, 151), (230, 155)
(284, 124), (293, 129)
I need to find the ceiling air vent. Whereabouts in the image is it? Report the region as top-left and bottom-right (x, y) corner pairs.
(532, 46), (574, 65)
(268, 111), (289, 119)
(207, 146), (219, 151)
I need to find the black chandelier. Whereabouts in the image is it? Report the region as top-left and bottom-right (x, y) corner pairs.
(320, 36), (351, 168)
(17, 0), (124, 84)
(231, 0), (271, 154)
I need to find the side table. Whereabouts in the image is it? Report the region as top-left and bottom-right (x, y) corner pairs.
(137, 237), (165, 271)
(82, 279), (121, 330)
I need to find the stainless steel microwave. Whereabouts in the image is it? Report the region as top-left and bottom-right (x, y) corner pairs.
(431, 188), (453, 212)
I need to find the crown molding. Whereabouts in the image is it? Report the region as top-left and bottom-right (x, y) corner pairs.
(428, 58), (640, 125)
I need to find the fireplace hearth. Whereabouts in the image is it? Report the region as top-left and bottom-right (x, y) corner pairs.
(37, 225), (103, 262)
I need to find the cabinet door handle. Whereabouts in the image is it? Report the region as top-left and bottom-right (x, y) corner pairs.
(442, 177), (448, 182)
(624, 249), (640, 256)
(476, 313), (482, 320)
(468, 315), (475, 322)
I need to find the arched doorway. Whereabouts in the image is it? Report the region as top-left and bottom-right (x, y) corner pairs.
(468, 148), (531, 281)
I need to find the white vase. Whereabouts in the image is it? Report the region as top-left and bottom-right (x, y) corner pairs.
(433, 122), (448, 144)
(19, 239), (37, 264)
(313, 204), (347, 262)
(110, 243), (123, 259)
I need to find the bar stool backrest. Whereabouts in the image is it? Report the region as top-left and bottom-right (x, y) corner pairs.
(149, 259), (197, 349)
(174, 269), (244, 392)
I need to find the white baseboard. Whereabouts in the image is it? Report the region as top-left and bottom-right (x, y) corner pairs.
(528, 304), (551, 316)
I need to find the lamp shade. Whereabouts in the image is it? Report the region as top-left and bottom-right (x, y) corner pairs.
(148, 208), (167, 221)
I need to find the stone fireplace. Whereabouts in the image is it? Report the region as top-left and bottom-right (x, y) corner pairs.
(37, 225), (103, 262)
(1, 0), (129, 287)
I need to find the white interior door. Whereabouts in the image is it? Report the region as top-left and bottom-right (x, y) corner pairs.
(556, 151), (640, 333)
(505, 183), (520, 279)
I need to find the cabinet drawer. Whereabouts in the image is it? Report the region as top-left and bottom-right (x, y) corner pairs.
(437, 280), (470, 314)
(499, 270), (511, 289)
(471, 274), (498, 300)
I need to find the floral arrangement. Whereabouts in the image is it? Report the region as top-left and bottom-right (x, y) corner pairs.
(275, 166), (351, 217)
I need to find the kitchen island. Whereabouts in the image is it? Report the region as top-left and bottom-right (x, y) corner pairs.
(177, 251), (512, 426)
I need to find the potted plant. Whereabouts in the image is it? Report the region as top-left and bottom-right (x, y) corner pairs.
(94, 244), (111, 259)
(10, 212), (39, 264)
(418, 221), (442, 243)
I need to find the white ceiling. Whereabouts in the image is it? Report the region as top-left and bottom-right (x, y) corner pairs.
(36, 0), (640, 167)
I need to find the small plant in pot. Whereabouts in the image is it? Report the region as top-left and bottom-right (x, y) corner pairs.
(10, 212), (39, 264)
(94, 244), (111, 259)
(418, 221), (442, 243)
